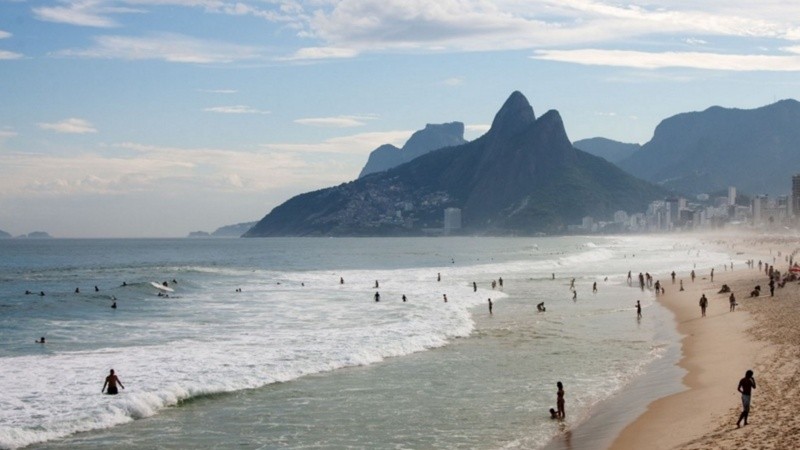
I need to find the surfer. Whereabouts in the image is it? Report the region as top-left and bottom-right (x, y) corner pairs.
(25, 290), (32, 295)
(111, 301), (117, 309)
(102, 369), (124, 395)
(122, 281), (127, 287)
(40, 291), (45, 296)
(95, 285), (99, 292)
(75, 287), (80, 294)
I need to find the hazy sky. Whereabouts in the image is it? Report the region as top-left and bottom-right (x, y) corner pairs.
(3, 1), (800, 237)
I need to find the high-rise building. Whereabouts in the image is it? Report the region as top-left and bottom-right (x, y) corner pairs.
(728, 186), (736, 206)
(792, 175), (800, 217)
(443, 208), (462, 234)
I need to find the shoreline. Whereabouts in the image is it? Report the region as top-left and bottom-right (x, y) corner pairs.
(611, 235), (800, 449)
(610, 267), (767, 449)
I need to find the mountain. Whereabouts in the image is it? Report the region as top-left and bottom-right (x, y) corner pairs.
(211, 221), (256, 237)
(573, 137), (641, 164)
(617, 99), (800, 196)
(21, 231), (52, 239)
(358, 122), (467, 178)
(245, 92), (667, 237)
(0, 229), (10, 238)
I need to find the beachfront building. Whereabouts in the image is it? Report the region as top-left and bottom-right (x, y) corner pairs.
(792, 174), (800, 218)
(443, 207), (462, 235)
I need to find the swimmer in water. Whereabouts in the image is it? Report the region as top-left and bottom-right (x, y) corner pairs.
(36, 337), (45, 344)
(102, 369), (125, 395)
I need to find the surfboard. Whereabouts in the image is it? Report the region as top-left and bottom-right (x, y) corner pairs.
(150, 282), (175, 292)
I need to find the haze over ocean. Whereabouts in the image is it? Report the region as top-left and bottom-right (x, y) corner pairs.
(0, 236), (732, 449)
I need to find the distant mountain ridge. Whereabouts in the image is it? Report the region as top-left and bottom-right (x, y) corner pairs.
(573, 137), (641, 164)
(358, 122), (466, 178)
(245, 92), (667, 237)
(0, 229), (10, 238)
(617, 99), (800, 196)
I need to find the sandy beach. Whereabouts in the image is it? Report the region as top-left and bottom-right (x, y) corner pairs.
(613, 237), (800, 449)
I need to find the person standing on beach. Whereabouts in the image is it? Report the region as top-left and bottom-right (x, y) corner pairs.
(556, 381), (565, 419)
(636, 300), (642, 319)
(680, 280), (684, 291)
(627, 271), (632, 285)
(592, 282), (597, 293)
(737, 370), (756, 427)
(691, 270), (696, 282)
(769, 278), (775, 297)
(488, 298), (493, 314)
(437, 273), (441, 282)
(671, 271), (676, 283)
(711, 268), (714, 282)
(729, 293), (736, 312)
(699, 294), (708, 317)
(102, 369), (124, 395)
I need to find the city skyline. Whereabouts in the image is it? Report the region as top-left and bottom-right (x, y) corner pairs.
(3, 1), (800, 237)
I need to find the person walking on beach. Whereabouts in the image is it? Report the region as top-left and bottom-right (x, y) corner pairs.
(488, 298), (493, 314)
(636, 300), (642, 319)
(102, 369), (124, 395)
(737, 370), (756, 427)
(730, 293), (737, 312)
(699, 294), (708, 317)
(556, 381), (565, 419)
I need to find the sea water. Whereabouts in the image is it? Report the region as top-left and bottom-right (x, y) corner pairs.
(0, 236), (733, 449)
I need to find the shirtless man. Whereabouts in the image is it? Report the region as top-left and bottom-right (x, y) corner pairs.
(102, 369), (125, 395)
(737, 370), (756, 427)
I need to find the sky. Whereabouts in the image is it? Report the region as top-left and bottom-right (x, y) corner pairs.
(2, 1), (800, 237)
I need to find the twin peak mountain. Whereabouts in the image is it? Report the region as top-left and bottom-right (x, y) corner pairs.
(246, 92), (664, 237)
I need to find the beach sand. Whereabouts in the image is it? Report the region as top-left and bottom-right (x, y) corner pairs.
(613, 241), (800, 449)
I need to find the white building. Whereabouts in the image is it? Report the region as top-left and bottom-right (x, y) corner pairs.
(443, 208), (462, 234)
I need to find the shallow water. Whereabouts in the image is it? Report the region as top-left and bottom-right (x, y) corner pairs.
(0, 236), (732, 449)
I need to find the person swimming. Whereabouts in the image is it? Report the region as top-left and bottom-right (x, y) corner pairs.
(35, 337), (45, 344)
(537, 302), (546, 312)
(102, 369), (125, 395)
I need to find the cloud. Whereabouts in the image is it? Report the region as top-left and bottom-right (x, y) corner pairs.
(199, 89), (238, 94)
(203, 105), (270, 114)
(532, 49), (800, 71)
(294, 115), (376, 128)
(263, 130), (412, 154)
(32, 1), (143, 28)
(55, 33), (262, 64)
(283, 46), (359, 61)
(442, 77), (464, 86)
(38, 118), (98, 134)
(0, 30), (10, 39)
(0, 129), (17, 141)
(0, 50), (23, 60)
(293, 0), (800, 57)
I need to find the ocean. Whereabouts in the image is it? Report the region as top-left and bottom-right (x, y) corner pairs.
(0, 236), (733, 449)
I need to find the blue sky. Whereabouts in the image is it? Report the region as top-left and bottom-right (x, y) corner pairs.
(2, 1), (800, 237)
